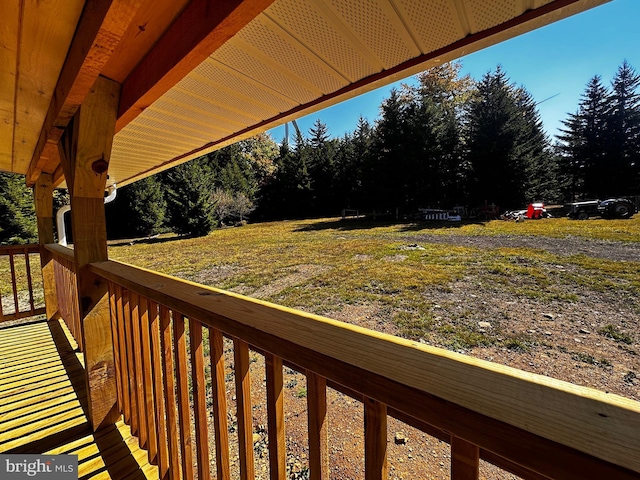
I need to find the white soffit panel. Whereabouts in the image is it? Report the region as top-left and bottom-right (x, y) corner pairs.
(265, 0), (380, 81)
(109, 0), (610, 187)
(393, 0), (466, 53)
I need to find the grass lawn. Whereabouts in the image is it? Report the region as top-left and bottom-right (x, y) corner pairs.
(108, 215), (640, 399)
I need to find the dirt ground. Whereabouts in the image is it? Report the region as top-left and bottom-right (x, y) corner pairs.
(227, 233), (639, 479)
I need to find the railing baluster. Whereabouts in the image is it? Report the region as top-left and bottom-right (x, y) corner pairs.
(115, 283), (130, 423)
(123, 288), (139, 435)
(108, 282), (123, 414)
(9, 252), (19, 314)
(150, 301), (169, 480)
(265, 353), (286, 480)
(364, 397), (387, 480)
(160, 305), (180, 478)
(140, 296), (158, 464)
(0, 245), (46, 323)
(451, 436), (479, 480)
(307, 371), (329, 480)
(0, 263), (4, 317)
(233, 338), (255, 480)
(190, 319), (211, 480)
(210, 328), (231, 480)
(173, 312), (195, 480)
(131, 291), (148, 448)
(24, 248), (35, 314)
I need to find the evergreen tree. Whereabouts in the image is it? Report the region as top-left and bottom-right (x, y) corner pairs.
(110, 176), (166, 237)
(307, 119), (338, 214)
(604, 60), (640, 195)
(370, 88), (409, 213)
(407, 63), (471, 207)
(514, 89), (561, 202)
(557, 76), (610, 198)
(164, 159), (216, 236)
(0, 173), (37, 244)
(257, 135), (312, 219)
(464, 67), (552, 209)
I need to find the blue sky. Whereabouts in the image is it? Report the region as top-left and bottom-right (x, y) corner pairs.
(269, 0), (639, 143)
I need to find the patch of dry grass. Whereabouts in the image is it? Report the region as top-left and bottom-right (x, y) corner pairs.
(108, 216), (640, 344)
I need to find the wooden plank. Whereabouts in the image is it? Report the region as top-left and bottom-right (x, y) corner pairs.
(101, 0), (190, 83)
(117, 0), (275, 132)
(0, 385), (78, 421)
(0, 0), (19, 171)
(364, 398), (387, 480)
(159, 305), (180, 479)
(307, 372), (329, 480)
(123, 288), (138, 432)
(189, 319), (210, 480)
(26, 0), (144, 185)
(34, 174), (58, 320)
(149, 300), (169, 480)
(265, 353), (286, 480)
(233, 338), (255, 480)
(0, 375), (78, 409)
(139, 296), (158, 463)
(130, 291), (148, 449)
(210, 328), (231, 480)
(108, 283), (123, 414)
(92, 260), (640, 479)
(173, 312), (194, 480)
(13, 0), (84, 176)
(451, 436), (479, 480)
(0, 397), (83, 435)
(114, 283), (130, 423)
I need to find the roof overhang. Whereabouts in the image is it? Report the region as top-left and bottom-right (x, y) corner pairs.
(0, 0), (611, 188)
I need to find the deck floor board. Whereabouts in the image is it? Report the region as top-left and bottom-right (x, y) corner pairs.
(0, 319), (157, 479)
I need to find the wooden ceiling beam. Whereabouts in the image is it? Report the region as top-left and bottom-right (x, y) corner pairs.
(26, 0), (145, 186)
(116, 0), (276, 134)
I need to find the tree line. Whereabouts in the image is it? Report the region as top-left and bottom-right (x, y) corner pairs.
(1, 61), (638, 243)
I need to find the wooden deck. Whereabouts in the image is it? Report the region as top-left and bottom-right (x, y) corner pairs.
(0, 318), (157, 479)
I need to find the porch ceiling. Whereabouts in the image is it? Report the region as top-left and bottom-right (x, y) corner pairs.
(1, 0), (609, 188)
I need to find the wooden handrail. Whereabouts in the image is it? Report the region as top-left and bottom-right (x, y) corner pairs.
(45, 243), (75, 262)
(91, 258), (640, 479)
(0, 244), (45, 322)
(46, 243), (82, 349)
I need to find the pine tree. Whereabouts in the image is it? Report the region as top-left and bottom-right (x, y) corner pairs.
(307, 119), (337, 214)
(118, 176), (166, 237)
(604, 60), (640, 195)
(464, 67), (522, 209)
(514, 88), (561, 202)
(370, 88), (409, 213)
(557, 76), (610, 199)
(0, 173), (37, 244)
(164, 159), (216, 236)
(464, 67), (552, 209)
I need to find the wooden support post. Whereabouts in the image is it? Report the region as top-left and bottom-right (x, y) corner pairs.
(57, 75), (120, 431)
(34, 173), (58, 320)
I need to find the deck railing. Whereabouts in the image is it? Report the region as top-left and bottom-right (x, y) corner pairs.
(48, 244), (83, 350)
(86, 258), (640, 480)
(0, 244), (45, 323)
